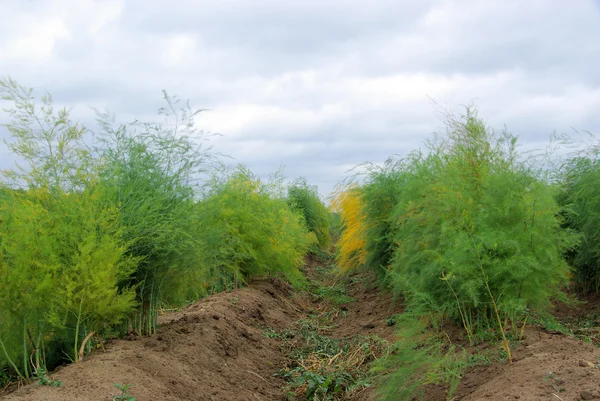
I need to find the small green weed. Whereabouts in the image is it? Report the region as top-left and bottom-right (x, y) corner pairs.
(496, 348), (509, 363)
(322, 290), (354, 306)
(553, 309), (600, 347)
(281, 368), (353, 400)
(349, 274), (368, 285)
(314, 283), (354, 306)
(263, 327), (295, 340)
(544, 372), (566, 393)
(467, 352), (492, 367)
(467, 347), (511, 368)
(112, 383), (137, 401)
(33, 367), (62, 387)
(577, 311), (600, 329)
(531, 314), (572, 335)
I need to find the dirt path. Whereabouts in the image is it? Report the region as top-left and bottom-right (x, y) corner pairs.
(329, 273), (402, 344)
(3, 264), (600, 401)
(328, 273), (403, 401)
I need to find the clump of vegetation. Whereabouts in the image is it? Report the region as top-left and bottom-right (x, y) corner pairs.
(359, 161), (407, 279)
(95, 92), (220, 335)
(33, 367), (62, 387)
(330, 185), (367, 274)
(390, 110), (571, 347)
(332, 108), (581, 400)
(288, 178), (332, 252)
(0, 78), (321, 385)
(276, 314), (389, 401)
(335, 108), (573, 362)
(0, 369), (10, 388)
(373, 314), (466, 401)
(0, 79), (136, 381)
(556, 137), (600, 293)
(314, 283), (354, 307)
(197, 166), (316, 289)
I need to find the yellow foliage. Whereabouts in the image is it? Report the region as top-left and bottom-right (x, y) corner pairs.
(330, 185), (367, 274)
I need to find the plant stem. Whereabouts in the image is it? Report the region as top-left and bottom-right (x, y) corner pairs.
(0, 337), (26, 380)
(480, 266), (512, 364)
(78, 330), (96, 361)
(518, 315), (529, 341)
(74, 296), (84, 363)
(442, 271), (473, 345)
(22, 318), (29, 379)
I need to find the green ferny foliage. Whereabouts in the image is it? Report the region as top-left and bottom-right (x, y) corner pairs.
(197, 166), (315, 289)
(287, 177), (332, 252)
(0, 78), (136, 378)
(558, 150), (600, 293)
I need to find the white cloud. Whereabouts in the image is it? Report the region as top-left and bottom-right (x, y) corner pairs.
(161, 34), (198, 67)
(1, 0), (599, 195)
(1, 17), (70, 60)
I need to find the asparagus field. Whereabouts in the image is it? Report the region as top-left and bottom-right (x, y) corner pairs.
(3, 79), (600, 400)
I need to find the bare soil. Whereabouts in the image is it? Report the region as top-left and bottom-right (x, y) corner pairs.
(456, 329), (600, 401)
(1, 279), (300, 401)
(330, 273), (403, 343)
(453, 291), (600, 401)
(3, 266), (600, 401)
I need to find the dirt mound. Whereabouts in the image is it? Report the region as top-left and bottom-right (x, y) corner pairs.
(4, 266), (600, 401)
(454, 292), (600, 401)
(326, 273), (600, 401)
(1, 279), (301, 401)
(458, 330), (600, 401)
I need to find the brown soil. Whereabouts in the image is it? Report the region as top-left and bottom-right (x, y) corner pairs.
(1, 279), (300, 401)
(330, 273), (403, 343)
(455, 329), (600, 400)
(3, 264), (600, 401)
(450, 290), (600, 401)
(328, 272), (403, 401)
(553, 290), (600, 324)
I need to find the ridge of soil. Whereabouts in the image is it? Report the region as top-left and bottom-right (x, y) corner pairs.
(1, 279), (300, 401)
(3, 262), (600, 401)
(451, 293), (600, 401)
(458, 330), (600, 401)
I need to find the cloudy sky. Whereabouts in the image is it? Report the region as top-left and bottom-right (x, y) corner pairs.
(1, 0), (599, 195)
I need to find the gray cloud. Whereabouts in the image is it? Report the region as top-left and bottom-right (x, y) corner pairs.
(1, 0), (600, 196)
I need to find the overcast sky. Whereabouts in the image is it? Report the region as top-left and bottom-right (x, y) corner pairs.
(1, 0), (599, 196)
